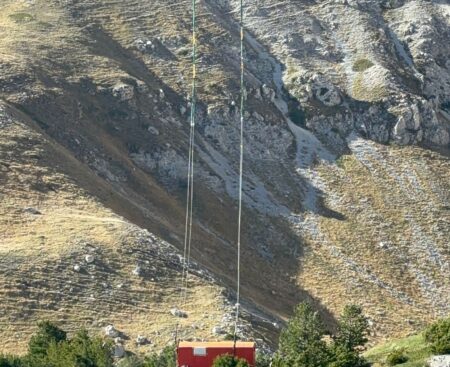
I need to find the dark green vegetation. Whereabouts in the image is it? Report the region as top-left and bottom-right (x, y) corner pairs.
(212, 355), (249, 367)
(352, 58), (374, 72)
(386, 349), (408, 366)
(424, 317), (450, 354)
(366, 316), (450, 367)
(0, 321), (113, 367)
(0, 322), (175, 367)
(2, 312), (449, 367)
(8, 13), (34, 23)
(273, 303), (370, 367)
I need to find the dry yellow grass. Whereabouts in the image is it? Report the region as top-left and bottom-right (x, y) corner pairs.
(0, 109), (233, 355)
(297, 142), (450, 342)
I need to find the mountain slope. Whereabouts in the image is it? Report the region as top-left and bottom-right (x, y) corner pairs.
(0, 0), (449, 354)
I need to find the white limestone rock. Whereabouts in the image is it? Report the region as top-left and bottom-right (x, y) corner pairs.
(212, 326), (224, 335)
(104, 325), (119, 338)
(310, 74), (342, 107)
(136, 335), (149, 345)
(428, 355), (450, 367)
(132, 265), (142, 276)
(170, 308), (188, 318)
(112, 83), (134, 102)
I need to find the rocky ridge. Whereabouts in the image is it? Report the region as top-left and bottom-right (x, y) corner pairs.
(0, 0), (449, 353)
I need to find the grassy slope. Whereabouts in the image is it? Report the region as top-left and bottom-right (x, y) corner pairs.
(298, 140), (450, 341)
(0, 0), (449, 354)
(365, 333), (431, 367)
(0, 104), (231, 355)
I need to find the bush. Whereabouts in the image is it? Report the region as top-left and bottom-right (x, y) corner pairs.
(0, 355), (23, 367)
(256, 353), (271, 367)
(352, 59), (374, 72)
(143, 346), (176, 367)
(8, 13), (34, 23)
(424, 318), (450, 354)
(41, 329), (114, 367)
(28, 321), (67, 357)
(117, 355), (144, 367)
(386, 349), (408, 366)
(328, 345), (369, 367)
(212, 355), (249, 367)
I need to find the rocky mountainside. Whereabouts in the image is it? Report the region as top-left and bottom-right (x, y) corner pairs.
(0, 0), (449, 354)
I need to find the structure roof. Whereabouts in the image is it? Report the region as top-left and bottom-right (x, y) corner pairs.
(178, 341), (255, 348)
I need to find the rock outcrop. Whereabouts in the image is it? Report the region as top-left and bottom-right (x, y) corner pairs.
(0, 0), (448, 355)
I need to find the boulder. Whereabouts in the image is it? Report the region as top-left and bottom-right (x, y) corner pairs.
(23, 207), (41, 215)
(104, 325), (119, 338)
(85, 254), (95, 264)
(427, 127), (450, 146)
(310, 74), (341, 106)
(148, 126), (159, 135)
(132, 265), (142, 276)
(136, 80), (149, 94)
(113, 344), (125, 358)
(428, 355), (450, 367)
(112, 83), (134, 102)
(136, 335), (149, 345)
(170, 308), (188, 318)
(261, 84), (276, 102)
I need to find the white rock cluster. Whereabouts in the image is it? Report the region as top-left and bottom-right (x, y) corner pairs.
(428, 355), (450, 367)
(170, 308), (188, 318)
(104, 325), (119, 338)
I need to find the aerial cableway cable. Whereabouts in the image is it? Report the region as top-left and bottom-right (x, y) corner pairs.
(175, 0), (197, 345)
(233, 0), (245, 353)
(174, 0), (247, 352)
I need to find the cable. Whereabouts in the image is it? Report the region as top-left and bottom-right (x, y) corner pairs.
(175, 0), (197, 345)
(233, 0), (245, 351)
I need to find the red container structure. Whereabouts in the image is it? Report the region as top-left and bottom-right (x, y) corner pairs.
(177, 341), (256, 367)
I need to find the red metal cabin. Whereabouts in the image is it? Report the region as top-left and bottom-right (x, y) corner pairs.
(177, 341), (256, 367)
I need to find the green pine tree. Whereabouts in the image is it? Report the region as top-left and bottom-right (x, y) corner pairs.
(274, 302), (330, 367)
(333, 305), (369, 351)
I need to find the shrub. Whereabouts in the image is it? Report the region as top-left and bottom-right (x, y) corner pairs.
(117, 355), (143, 367)
(212, 355), (249, 367)
(386, 349), (408, 366)
(352, 59), (374, 72)
(0, 355), (23, 367)
(8, 13), (34, 23)
(441, 100), (450, 112)
(256, 353), (271, 367)
(328, 345), (369, 367)
(44, 329), (114, 367)
(424, 317), (450, 354)
(288, 106), (306, 126)
(143, 346), (176, 367)
(224, 333), (239, 341)
(28, 321), (67, 357)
